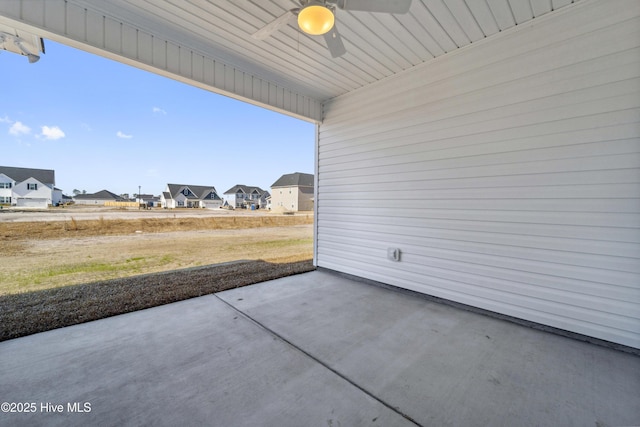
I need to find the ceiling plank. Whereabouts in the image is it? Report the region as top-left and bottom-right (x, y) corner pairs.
(464, 1), (500, 37)
(443, 0), (486, 43)
(486, 0), (517, 30)
(426, 0), (471, 48)
(530, 0), (553, 17)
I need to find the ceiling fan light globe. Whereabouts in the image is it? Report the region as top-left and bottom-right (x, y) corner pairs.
(298, 5), (334, 35)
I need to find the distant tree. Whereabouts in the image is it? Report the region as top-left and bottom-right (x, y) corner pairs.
(72, 189), (81, 195)
(82, 190), (87, 194)
(120, 193), (130, 199)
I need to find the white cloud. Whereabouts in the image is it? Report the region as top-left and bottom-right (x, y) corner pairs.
(117, 131), (133, 139)
(40, 125), (66, 140)
(0, 116), (11, 123)
(9, 121), (31, 136)
(152, 107), (167, 115)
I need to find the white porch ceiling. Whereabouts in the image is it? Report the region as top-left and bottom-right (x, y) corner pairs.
(0, 0), (582, 121)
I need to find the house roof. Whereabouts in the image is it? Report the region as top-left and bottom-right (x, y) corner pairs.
(224, 184), (266, 195)
(74, 190), (123, 200)
(0, 166), (55, 185)
(166, 183), (220, 200)
(0, 1), (587, 122)
(271, 173), (314, 188)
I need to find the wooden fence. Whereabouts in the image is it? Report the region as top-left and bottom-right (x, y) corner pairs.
(104, 201), (140, 208)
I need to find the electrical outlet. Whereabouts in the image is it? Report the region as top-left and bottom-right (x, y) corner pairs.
(387, 247), (401, 262)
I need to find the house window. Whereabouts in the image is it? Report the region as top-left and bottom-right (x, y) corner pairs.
(177, 201), (184, 207)
(0, 182), (11, 189)
(27, 183), (37, 190)
(0, 196), (11, 203)
(183, 189), (190, 196)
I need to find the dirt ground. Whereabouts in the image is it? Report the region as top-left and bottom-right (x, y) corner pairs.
(0, 204), (278, 222)
(0, 207), (314, 295)
(0, 206), (316, 341)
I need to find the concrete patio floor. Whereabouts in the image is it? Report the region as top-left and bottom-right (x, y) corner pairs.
(1, 270), (638, 427)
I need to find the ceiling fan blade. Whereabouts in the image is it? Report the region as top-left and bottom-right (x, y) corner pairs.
(323, 24), (346, 58)
(337, 0), (412, 14)
(252, 9), (298, 40)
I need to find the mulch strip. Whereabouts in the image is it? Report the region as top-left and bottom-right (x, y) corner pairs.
(0, 260), (315, 342)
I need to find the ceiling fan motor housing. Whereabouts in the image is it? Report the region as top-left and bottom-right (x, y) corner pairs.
(253, 0), (411, 57)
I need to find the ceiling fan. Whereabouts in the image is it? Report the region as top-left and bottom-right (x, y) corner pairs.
(252, 0), (413, 58)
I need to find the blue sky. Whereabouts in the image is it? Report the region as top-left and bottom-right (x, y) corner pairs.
(1, 41), (315, 198)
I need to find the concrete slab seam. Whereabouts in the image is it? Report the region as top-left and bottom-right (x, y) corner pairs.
(214, 294), (424, 427)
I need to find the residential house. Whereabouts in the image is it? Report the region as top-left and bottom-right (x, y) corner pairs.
(137, 194), (160, 208)
(223, 185), (269, 209)
(60, 193), (73, 205)
(270, 172), (314, 212)
(161, 184), (222, 209)
(0, 166), (56, 208)
(73, 190), (125, 205)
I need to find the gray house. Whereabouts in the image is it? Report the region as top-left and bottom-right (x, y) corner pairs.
(73, 190), (125, 205)
(2, 0), (637, 350)
(0, 166), (57, 208)
(161, 184), (222, 209)
(223, 185), (269, 209)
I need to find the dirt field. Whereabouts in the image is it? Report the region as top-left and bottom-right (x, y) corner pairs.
(0, 204), (278, 223)
(0, 207), (315, 341)
(0, 207), (314, 295)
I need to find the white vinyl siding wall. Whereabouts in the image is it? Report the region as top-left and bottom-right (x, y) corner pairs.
(317, 0), (640, 349)
(13, 180), (52, 206)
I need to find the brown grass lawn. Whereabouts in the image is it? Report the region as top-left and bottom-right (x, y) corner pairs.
(1, 214), (313, 241)
(0, 213), (315, 341)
